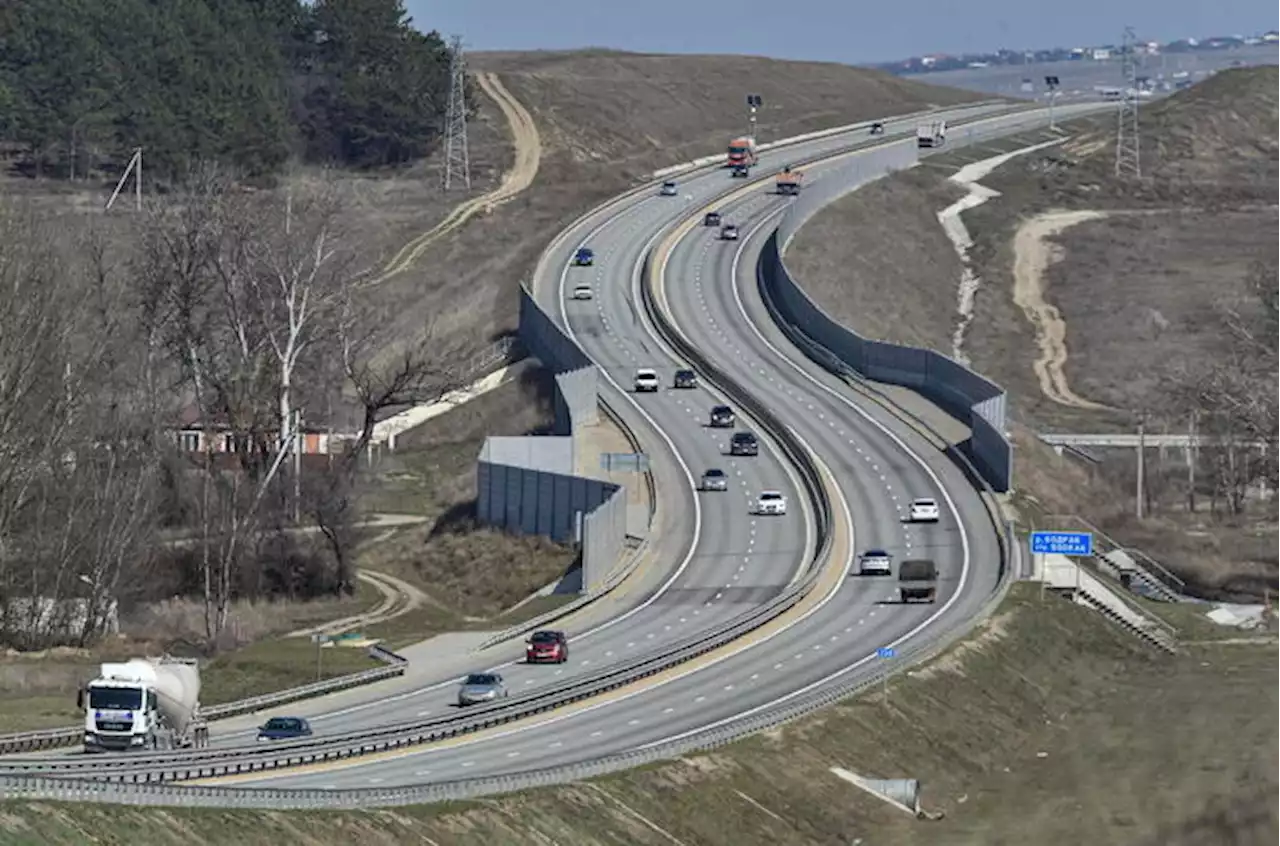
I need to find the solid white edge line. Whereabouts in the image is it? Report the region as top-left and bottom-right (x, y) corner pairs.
(632, 135), (989, 749)
(228, 430), (854, 784)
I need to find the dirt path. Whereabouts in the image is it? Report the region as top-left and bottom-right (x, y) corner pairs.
(365, 72), (542, 287)
(1011, 209), (1116, 410)
(286, 567), (429, 639)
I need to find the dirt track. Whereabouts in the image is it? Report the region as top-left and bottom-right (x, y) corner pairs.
(365, 72), (542, 287)
(1011, 209), (1115, 410)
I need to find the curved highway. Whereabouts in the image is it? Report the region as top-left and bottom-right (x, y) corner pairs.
(7, 101), (1090, 792)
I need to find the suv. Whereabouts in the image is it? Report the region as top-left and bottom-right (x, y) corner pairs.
(700, 468), (729, 491)
(704, 211), (722, 227)
(673, 368), (698, 389)
(709, 405), (735, 428)
(634, 368), (659, 393)
(659, 181), (678, 196)
(525, 630), (568, 664)
(729, 431), (759, 456)
(720, 224), (739, 241)
(857, 549), (893, 577)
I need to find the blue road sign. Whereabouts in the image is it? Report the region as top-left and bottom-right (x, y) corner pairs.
(1030, 531), (1093, 557)
(876, 647), (895, 660)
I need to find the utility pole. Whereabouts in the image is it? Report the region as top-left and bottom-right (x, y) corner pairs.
(1136, 411), (1148, 519)
(104, 147), (142, 212)
(1044, 76), (1060, 130)
(442, 34), (472, 192)
(1115, 26), (1142, 179)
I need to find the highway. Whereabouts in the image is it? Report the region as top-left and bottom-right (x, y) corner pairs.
(181, 103), (1026, 789)
(4, 101), (1091, 794)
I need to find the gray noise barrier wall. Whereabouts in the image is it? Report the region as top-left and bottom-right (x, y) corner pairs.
(761, 141), (1013, 493)
(474, 286), (625, 591)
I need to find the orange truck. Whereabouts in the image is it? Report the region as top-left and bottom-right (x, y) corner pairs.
(775, 165), (803, 195)
(726, 136), (758, 172)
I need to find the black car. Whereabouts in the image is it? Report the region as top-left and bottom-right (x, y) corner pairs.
(673, 369), (698, 389)
(257, 717), (312, 743)
(729, 431), (759, 456)
(709, 405), (735, 428)
(869, 121), (885, 135)
(704, 211), (722, 227)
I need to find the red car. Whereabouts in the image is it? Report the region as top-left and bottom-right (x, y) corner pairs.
(525, 630), (569, 664)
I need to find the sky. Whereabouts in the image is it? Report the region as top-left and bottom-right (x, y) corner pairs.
(404, 1), (1277, 64)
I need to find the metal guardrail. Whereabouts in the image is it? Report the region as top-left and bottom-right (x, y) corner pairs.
(0, 646), (408, 757)
(0, 104), (1023, 802)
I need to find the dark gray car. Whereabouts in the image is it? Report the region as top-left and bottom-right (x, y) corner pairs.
(729, 431), (759, 456)
(673, 369), (698, 389)
(709, 405), (735, 428)
(457, 672), (508, 707)
(701, 468), (729, 491)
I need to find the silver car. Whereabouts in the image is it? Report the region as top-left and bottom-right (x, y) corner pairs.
(457, 672), (508, 707)
(701, 468), (729, 491)
(659, 181), (678, 196)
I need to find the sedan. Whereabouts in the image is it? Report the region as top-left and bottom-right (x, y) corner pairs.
(729, 431), (759, 456)
(908, 498), (940, 523)
(659, 181), (678, 196)
(704, 211), (722, 227)
(573, 247), (594, 266)
(457, 673), (508, 706)
(572, 284), (593, 300)
(720, 224), (739, 241)
(857, 548), (893, 576)
(701, 468), (729, 491)
(709, 405), (736, 428)
(756, 491), (787, 515)
(673, 368), (698, 389)
(257, 716), (312, 742)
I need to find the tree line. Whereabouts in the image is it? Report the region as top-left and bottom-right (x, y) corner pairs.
(0, 0), (462, 182)
(0, 172), (471, 652)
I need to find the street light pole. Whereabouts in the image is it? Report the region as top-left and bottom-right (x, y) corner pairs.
(1136, 412), (1147, 519)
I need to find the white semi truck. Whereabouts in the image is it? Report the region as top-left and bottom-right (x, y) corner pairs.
(79, 657), (210, 752)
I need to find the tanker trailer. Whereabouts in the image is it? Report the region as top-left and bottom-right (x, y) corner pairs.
(79, 656), (209, 752)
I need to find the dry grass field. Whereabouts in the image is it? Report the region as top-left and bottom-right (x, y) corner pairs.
(4, 584), (1274, 845)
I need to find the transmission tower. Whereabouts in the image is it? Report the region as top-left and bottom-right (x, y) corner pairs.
(442, 35), (472, 192)
(1114, 26), (1142, 180)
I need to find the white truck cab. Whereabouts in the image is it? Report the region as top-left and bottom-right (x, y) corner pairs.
(80, 657), (208, 752)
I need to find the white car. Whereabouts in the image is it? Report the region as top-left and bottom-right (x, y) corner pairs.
(572, 284), (593, 300)
(756, 491), (787, 515)
(857, 549), (893, 577)
(633, 368), (660, 393)
(908, 497), (940, 523)
(720, 224), (739, 241)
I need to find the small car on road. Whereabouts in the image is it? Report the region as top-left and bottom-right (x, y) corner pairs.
(673, 368), (698, 389)
(573, 247), (594, 266)
(659, 181), (678, 196)
(857, 548), (894, 576)
(720, 224), (739, 241)
(704, 211), (722, 227)
(709, 405), (736, 428)
(908, 497), (940, 523)
(571, 283), (593, 300)
(525, 630), (569, 664)
(756, 491), (787, 515)
(633, 368), (660, 392)
(729, 431), (759, 456)
(457, 673), (508, 707)
(257, 716), (312, 743)
(869, 121), (885, 135)
(701, 468), (729, 491)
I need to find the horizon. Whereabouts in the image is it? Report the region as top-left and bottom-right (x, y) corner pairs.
(406, 1), (1277, 64)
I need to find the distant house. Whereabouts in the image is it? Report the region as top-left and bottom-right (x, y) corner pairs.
(171, 404), (334, 457)
(1091, 48), (1112, 61)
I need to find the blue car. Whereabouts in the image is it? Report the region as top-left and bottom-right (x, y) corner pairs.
(573, 247), (594, 266)
(257, 716), (312, 742)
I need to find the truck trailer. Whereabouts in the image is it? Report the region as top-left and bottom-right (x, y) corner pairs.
(775, 166), (804, 195)
(79, 656), (209, 752)
(916, 121), (947, 148)
(898, 559), (939, 603)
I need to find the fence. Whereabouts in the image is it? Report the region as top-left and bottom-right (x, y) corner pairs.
(473, 285), (627, 592)
(761, 139), (1013, 492)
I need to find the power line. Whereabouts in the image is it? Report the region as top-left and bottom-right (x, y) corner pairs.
(442, 34), (471, 192)
(1115, 26), (1142, 180)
